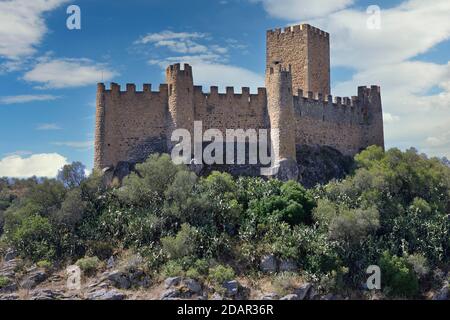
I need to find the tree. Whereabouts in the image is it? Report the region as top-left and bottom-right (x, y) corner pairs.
(57, 162), (87, 189)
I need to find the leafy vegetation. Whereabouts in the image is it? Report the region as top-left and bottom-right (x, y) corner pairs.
(0, 147), (448, 299)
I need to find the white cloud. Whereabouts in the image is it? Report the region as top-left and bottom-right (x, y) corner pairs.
(52, 140), (94, 150)
(0, 0), (68, 60)
(23, 58), (117, 89)
(0, 153), (68, 178)
(142, 31), (263, 91)
(37, 123), (61, 130)
(309, 1), (450, 69)
(0, 94), (59, 104)
(249, 0), (354, 20)
(135, 31), (207, 45)
(383, 113), (400, 124)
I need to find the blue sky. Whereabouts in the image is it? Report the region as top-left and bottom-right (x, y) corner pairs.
(0, 0), (449, 177)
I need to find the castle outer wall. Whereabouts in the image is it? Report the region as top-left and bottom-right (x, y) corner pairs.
(94, 24), (384, 171)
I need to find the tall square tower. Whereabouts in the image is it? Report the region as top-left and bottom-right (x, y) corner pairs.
(266, 24), (331, 96)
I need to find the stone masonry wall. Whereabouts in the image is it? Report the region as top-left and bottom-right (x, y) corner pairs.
(96, 83), (168, 168)
(267, 24), (331, 96)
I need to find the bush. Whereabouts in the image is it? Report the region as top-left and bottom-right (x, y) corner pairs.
(246, 180), (315, 227)
(379, 252), (419, 298)
(208, 265), (235, 285)
(119, 154), (185, 207)
(76, 256), (101, 276)
(36, 260), (53, 270)
(6, 215), (56, 262)
(161, 260), (184, 278)
(0, 276), (10, 289)
(161, 224), (198, 260)
(271, 272), (299, 296)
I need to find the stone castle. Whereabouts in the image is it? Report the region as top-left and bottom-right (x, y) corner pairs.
(95, 24), (384, 179)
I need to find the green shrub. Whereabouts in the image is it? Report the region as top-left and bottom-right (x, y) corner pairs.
(208, 265), (235, 284)
(272, 272), (299, 296)
(161, 224), (198, 260)
(379, 252), (419, 298)
(161, 260), (184, 278)
(246, 180), (315, 228)
(186, 268), (201, 280)
(76, 256), (101, 275)
(7, 215), (56, 262)
(0, 276), (10, 289)
(36, 260), (52, 270)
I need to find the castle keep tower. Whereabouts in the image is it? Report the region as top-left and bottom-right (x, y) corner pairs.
(166, 63), (195, 150)
(266, 63), (298, 180)
(267, 24), (331, 96)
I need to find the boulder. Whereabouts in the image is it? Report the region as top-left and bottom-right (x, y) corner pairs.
(20, 268), (47, 290)
(164, 276), (182, 289)
(30, 289), (65, 300)
(107, 270), (131, 290)
(260, 292), (279, 300)
(0, 293), (19, 300)
(280, 294), (299, 300)
(294, 283), (313, 300)
(87, 289), (126, 300)
(274, 158), (299, 182)
(160, 288), (180, 300)
(183, 278), (202, 295)
(432, 284), (449, 301)
(0, 282), (18, 293)
(279, 260), (297, 272)
(4, 249), (17, 262)
(260, 255), (277, 273)
(223, 280), (239, 297)
(211, 293), (223, 300)
(107, 256), (115, 269)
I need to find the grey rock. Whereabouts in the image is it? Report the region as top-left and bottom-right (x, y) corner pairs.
(211, 293), (223, 300)
(260, 292), (279, 300)
(87, 289), (126, 300)
(4, 249), (17, 262)
(432, 284), (449, 301)
(107, 270), (131, 290)
(321, 293), (337, 300)
(0, 293), (19, 300)
(107, 256), (115, 269)
(280, 294), (299, 300)
(0, 258), (20, 278)
(183, 278), (202, 295)
(260, 255), (277, 273)
(274, 158), (299, 182)
(294, 283), (313, 300)
(164, 276), (182, 289)
(161, 288), (180, 300)
(20, 268), (47, 290)
(279, 259), (297, 272)
(0, 282), (18, 293)
(30, 289), (65, 300)
(223, 280), (239, 297)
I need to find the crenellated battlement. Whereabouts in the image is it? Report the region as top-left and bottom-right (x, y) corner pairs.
(98, 82), (169, 94)
(267, 24), (329, 39)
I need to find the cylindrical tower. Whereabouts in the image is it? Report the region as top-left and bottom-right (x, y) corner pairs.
(266, 63), (298, 180)
(94, 83), (106, 169)
(166, 63), (195, 151)
(266, 64), (297, 162)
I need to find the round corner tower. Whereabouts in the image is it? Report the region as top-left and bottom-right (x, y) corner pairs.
(266, 63), (297, 164)
(166, 63), (195, 150)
